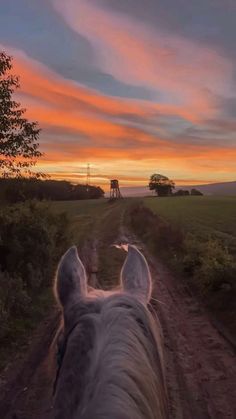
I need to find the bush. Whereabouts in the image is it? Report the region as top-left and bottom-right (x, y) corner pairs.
(0, 270), (31, 323)
(0, 200), (69, 287)
(127, 203), (236, 298)
(0, 200), (70, 345)
(127, 203), (183, 253)
(183, 234), (236, 294)
(127, 203), (236, 339)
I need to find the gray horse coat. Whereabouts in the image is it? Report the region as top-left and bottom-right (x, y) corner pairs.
(53, 244), (168, 419)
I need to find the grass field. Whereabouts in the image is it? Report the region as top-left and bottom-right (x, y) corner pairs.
(143, 196), (236, 254)
(50, 196), (236, 255)
(50, 198), (109, 245)
(50, 198), (107, 218)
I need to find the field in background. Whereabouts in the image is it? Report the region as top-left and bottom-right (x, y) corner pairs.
(143, 196), (236, 254)
(51, 198), (107, 217)
(50, 198), (108, 245)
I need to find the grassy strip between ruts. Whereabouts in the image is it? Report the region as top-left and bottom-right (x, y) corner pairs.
(125, 198), (236, 340)
(54, 198), (131, 289)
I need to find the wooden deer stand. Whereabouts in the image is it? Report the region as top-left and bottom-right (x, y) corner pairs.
(110, 179), (122, 199)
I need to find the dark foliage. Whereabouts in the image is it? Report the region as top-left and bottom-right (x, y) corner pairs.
(0, 201), (70, 343)
(0, 178), (104, 203)
(149, 173), (175, 196)
(127, 203), (235, 298)
(0, 51), (42, 177)
(128, 203), (183, 251)
(191, 188), (203, 196)
(173, 189), (190, 196)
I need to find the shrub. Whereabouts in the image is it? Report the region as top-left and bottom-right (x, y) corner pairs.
(127, 203), (183, 253)
(0, 200), (70, 346)
(199, 247), (235, 293)
(127, 204), (236, 299)
(182, 234), (203, 275)
(0, 200), (69, 288)
(0, 270), (31, 316)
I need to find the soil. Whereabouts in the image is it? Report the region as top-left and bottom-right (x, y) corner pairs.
(150, 254), (236, 419)
(0, 215), (235, 419)
(0, 311), (59, 419)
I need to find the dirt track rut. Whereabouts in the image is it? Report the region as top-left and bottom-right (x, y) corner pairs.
(150, 258), (236, 419)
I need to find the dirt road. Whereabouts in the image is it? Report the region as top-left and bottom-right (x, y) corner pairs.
(149, 252), (236, 419)
(0, 204), (235, 418)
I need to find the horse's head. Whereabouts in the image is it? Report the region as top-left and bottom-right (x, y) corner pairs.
(53, 245), (167, 419)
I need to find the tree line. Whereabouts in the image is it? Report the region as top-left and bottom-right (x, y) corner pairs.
(0, 178), (104, 203)
(0, 51), (104, 202)
(149, 174), (203, 196)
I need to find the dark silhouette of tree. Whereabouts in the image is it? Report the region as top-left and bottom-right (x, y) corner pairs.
(149, 173), (175, 196)
(191, 188), (203, 196)
(173, 189), (190, 196)
(0, 178), (105, 203)
(0, 51), (42, 177)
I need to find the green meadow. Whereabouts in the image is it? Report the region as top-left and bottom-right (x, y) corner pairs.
(50, 197), (107, 218)
(50, 198), (108, 245)
(142, 196), (236, 254)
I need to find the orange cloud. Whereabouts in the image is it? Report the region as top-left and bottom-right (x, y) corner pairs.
(7, 45), (213, 124)
(2, 44), (235, 186)
(37, 138), (236, 168)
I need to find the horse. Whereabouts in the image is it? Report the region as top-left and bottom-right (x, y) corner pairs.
(53, 244), (168, 419)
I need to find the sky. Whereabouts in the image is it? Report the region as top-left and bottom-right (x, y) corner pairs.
(0, 0), (236, 189)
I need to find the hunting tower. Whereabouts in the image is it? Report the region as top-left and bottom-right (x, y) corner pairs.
(110, 179), (122, 199)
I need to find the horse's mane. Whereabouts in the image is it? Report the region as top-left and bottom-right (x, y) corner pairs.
(54, 293), (167, 419)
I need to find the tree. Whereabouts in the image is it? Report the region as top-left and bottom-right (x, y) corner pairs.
(0, 177), (105, 203)
(149, 173), (175, 196)
(191, 188), (203, 196)
(0, 51), (42, 177)
(173, 189), (190, 196)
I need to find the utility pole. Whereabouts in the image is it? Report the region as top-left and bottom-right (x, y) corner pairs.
(86, 163), (91, 186)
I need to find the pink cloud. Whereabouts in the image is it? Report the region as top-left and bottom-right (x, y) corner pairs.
(1, 44), (235, 185)
(52, 0), (233, 121)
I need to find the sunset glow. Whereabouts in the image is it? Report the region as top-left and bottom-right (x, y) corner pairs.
(1, 0), (235, 188)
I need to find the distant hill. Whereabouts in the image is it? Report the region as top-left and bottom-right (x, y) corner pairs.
(105, 186), (150, 198)
(119, 186), (152, 197)
(176, 181), (236, 196)
(117, 181), (236, 197)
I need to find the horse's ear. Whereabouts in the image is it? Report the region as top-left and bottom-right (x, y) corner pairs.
(120, 245), (152, 304)
(55, 246), (87, 308)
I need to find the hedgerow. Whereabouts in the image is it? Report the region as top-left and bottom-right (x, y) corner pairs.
(0, 200), (70, 355)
